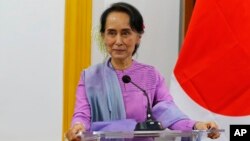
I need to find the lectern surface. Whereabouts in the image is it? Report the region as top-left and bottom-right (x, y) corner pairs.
(78, 129), (224, 141)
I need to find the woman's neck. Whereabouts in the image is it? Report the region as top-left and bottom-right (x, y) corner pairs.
(111, 58), (132, 70)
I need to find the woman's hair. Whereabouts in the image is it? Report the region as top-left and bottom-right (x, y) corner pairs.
(100, 2), (144, 55)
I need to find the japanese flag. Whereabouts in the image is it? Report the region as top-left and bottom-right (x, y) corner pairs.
(170, 0), (250, 140)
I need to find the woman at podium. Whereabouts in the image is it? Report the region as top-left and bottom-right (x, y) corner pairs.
(66, 2), (220, 141)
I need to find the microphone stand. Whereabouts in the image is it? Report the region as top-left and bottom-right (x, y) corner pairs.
(129, 81), (163, 131)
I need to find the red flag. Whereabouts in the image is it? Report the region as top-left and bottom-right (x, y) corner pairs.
(174, 0), (250, 116)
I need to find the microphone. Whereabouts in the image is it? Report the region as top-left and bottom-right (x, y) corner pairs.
(122, 75), (163, 131)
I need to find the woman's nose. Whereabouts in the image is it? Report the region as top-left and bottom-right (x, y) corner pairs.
(115, 34), (123, 46)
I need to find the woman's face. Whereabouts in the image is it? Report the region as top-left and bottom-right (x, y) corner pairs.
(102, 12), (141, 62)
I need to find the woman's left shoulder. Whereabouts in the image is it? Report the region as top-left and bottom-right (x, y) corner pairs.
(133, 61), (162, 78)
(133, 61), (156, 71)
(135, 62), (159, 74)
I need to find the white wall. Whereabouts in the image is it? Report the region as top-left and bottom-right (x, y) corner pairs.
(0, 0), (64, 141)
(92, 0), (180, 86)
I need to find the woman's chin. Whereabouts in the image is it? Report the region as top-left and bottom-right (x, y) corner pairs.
(111, 54), (128, 60)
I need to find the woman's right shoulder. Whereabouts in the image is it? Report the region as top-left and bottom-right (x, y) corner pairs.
(80, 62), (106, 79)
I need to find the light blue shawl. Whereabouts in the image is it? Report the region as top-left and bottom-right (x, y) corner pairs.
(84, 59), (126, 122)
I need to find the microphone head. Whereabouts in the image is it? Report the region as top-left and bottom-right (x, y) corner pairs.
(122, 75), (131, 83)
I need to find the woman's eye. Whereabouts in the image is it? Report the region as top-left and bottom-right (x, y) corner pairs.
(107, 31), (116, 36)
(122, 31), (130, 36)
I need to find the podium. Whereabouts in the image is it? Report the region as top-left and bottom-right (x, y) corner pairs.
(79, 129), (224, 141)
